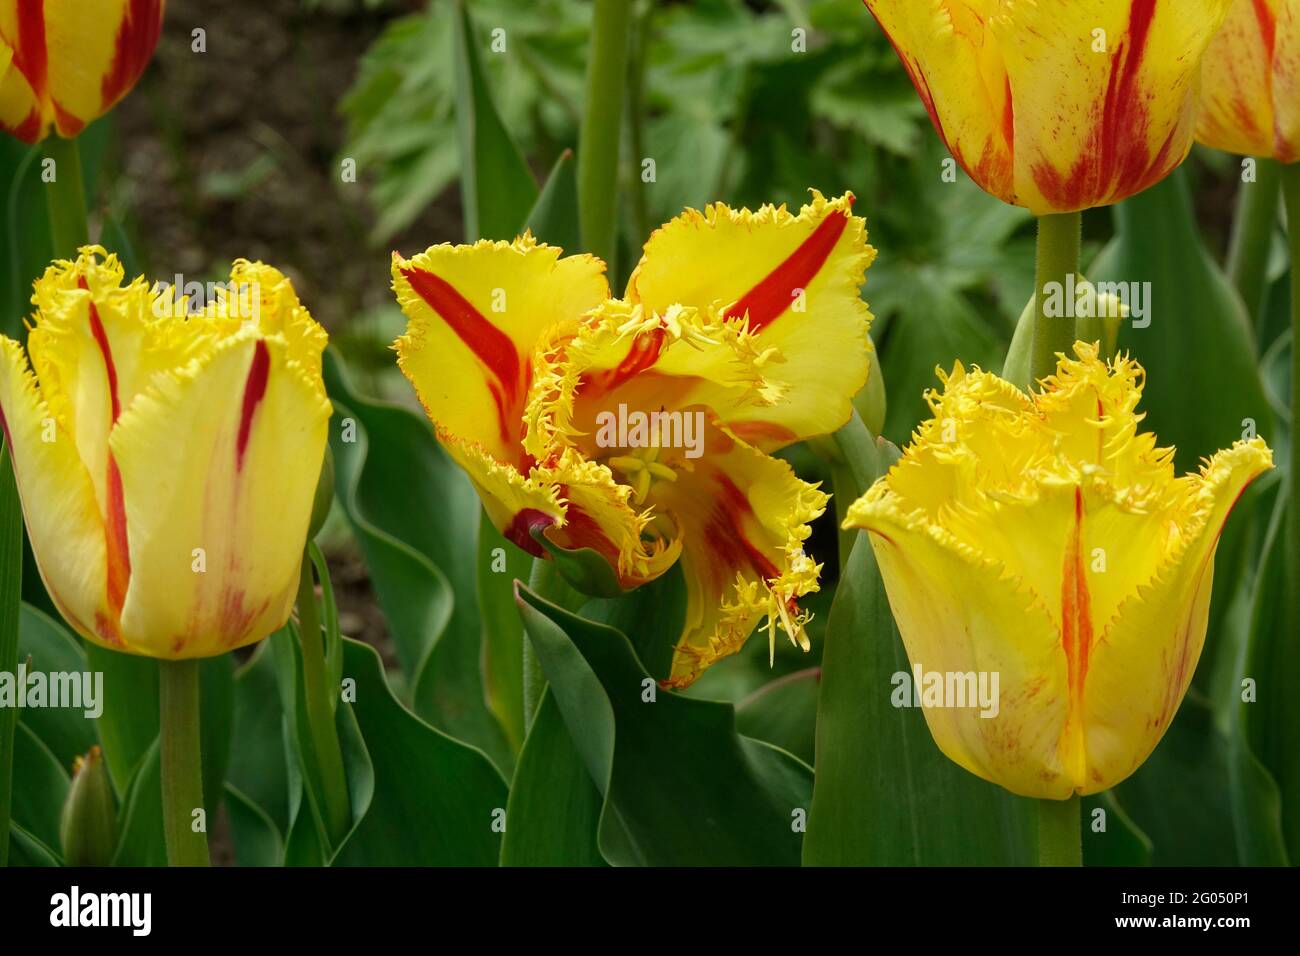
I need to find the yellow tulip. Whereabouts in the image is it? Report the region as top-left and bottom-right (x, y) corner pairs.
(393, 191), (875, 687)
(843, 342), (1272, 798)
(864, 0), (1234, 213)
(0, 247), (331, 659)
(0, 0), (164, 143)
(1197, 0), (1300, 162)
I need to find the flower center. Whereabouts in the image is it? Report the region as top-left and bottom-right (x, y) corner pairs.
(606, 445), (679, 506)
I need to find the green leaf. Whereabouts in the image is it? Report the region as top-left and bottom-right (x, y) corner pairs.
(735, 668), (820, 767)
(453, 0), (538, 241)
(332, 638), (508, 865)
(0, 441), (24, 866)
(9, 723), (70, 855)
(324, 350), (513, 774)
(14, 605), (95, 768)
(227, 642), (291, 836)
(1091, 170), (1274, 473)
(501, 691), (604, 866)
(1081, 791), (1152, 866)
(224, 784), (284, 868)
(7, 821), (61, 866)
(516, 585), (812, 865)
(1228, 489), (1293, 863)
(803, 534), (1035, 865)
(110, 742), (165, 867)
(478, 515), (530, 755)
(525, 149), (580, 251)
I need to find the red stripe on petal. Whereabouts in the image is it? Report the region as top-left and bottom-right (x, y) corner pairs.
(104, 455), (131, 618)
(82, 282), (122, 423)
(724, 208), (850, 333)
(12, 0), (47, 98)
(237, 340), (271, 470)
(711, 474), (780, 583)
(504, 507), (554, 558)
(582, 325), (666, 396)
(1252, 0), (1277, 57)
(401, 264), (527, 448)
(100, 0), (164, 108)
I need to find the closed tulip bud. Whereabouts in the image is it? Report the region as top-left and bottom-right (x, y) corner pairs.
(1197, 0), (1300, 162)
(0, 1), (165, 144)
(60, 746), (116, 866)
(844, 342), (1272, 798)
(865, 0), (1234, 212)
(0, 247), (332, 659)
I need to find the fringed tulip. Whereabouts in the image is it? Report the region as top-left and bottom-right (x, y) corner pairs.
(844, 343), (1272, 798)
(393, 192), (875, 687)
(0, 247), (331, 659)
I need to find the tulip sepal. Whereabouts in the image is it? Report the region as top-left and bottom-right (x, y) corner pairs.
(158, 659), (209, 867)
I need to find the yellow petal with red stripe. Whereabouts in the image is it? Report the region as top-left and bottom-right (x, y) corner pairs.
(653, 424), (828, 689)
(109, 328), (330, 658)
(1197, 0), (1300, 162)
(0, 0), (165, 143)
(625, 191), (873, 450)
(867, 0), (1234, 213)
(844, 343), (1273, 797)
(393, 236), (608, 470)
(0, 336), (109, 645)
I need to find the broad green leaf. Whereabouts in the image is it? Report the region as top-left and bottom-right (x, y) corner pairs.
(516, 585), (812, 866)
(1082, 791), (1152, 866)
(501, 691), (604, 866)
(224, 784), (284, 868)
(803, 533), (1035, 865)
(525, 149), (580, 252)
(1091, 170), (1273, 472)
(9, 723), (69, 855)
(332, 638), (508, 865)
(7, 821), (61, 866)
(227, 641), (291, 835)
(15, 605), (95, 768)
(324, 350), (513, 773)
(110, 741), (165, 867)
(736, 667), (820, 767)
(0, 441), (23, 865)
(453, 0), (538, 241)
(478, 515), (530, 755)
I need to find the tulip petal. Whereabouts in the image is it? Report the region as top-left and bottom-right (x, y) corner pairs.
(991, 0), (1233, 212)
(0, 28), (42, 142)
(625, 191), (874, 449)
(0, 336), (109, 644)
(653, 427), (828, 689)
(393, 236), (609, 471)
(1197, 0), (1287, 159)
(109, 330), (330, 658)
(846, 484), (1076, 799)
(1274, 0), (1300, 161)
(1079, 438), (1272, 794)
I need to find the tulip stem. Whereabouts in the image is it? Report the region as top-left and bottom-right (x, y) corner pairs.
(296, 552), (351, 847)
(1030, 212), (1082, 384)
(578, 0), (631, 265)
(1036, 795), (1081, 867)
(159, 660), (210, 867)
(42, 136), (89, 259)
(1228, 159), (1282, 326)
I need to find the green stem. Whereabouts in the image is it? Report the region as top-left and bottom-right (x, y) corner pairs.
(0, 443), (21, 867)
(42, 136), (89, 259)
(1030, 212), (1083, 384)
(159, 660), (210, 867)
(1036, 795), (1081, 867)
(578, 0), (631, 263)
(523, 557), (584, 729)
(1228, 159), (1282, 326)
(296, 552), (351, 846)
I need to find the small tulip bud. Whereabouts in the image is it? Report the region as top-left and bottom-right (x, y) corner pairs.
(60, 746), (118, 867)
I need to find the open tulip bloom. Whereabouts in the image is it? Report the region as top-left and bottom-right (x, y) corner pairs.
(0, 247), (331, 658)
(393, 191), (875, 688)
(0, 0), (166, 143)
(844, 343), (1273, 799)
